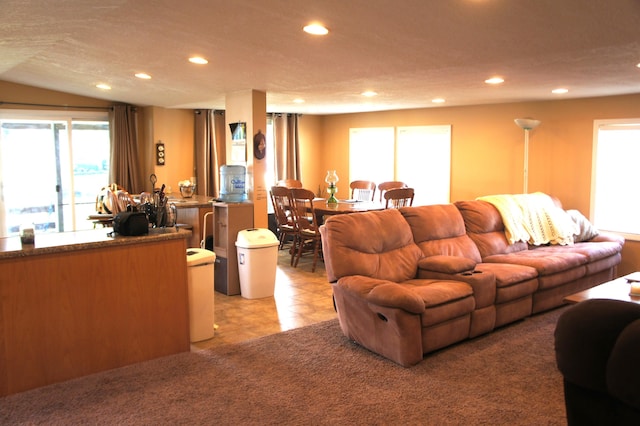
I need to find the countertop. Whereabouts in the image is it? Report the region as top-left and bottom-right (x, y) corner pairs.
(0, 227), (191, 260)
(167, 194), (214, 208)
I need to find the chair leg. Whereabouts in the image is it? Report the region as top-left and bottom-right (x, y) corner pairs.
(311, 239), (320, 272)
(290, 234), (297, 266)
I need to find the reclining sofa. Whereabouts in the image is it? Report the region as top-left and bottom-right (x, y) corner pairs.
(320, 197), (624, 367)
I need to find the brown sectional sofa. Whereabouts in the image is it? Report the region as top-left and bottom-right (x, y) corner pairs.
(320, 199), (624, 367)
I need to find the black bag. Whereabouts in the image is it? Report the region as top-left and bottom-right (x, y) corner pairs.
(113, 211), (149, 236)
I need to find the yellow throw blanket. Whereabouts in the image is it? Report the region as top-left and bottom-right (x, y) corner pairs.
(478, 193), (579, 246)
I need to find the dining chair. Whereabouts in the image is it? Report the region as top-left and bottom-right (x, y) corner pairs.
(349, 180), (376, 201)
(276, 178), (303, 188)
(289, 187), (322, 272)
(378, 181), (408, 202)
(384, 187), (415, 209)
(269, 186), (298, 260)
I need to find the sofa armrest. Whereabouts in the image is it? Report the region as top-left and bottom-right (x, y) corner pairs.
(417, 255), (476, 274)
(337, 275), (426, 314)
(588, 230), (625, 246)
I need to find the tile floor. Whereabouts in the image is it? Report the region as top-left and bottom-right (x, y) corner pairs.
(191, 247), (337, 351)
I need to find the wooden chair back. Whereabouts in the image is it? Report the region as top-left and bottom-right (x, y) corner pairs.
(384, 187), (415, 209)
(349, 180), (376, 201)
(289, 187), (322, 272)
(269, 186), (297, 254)
(378, 181), (408, 202)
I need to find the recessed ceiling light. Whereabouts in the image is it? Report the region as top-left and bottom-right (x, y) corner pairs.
(96, 83), (111, 90)
(361, 91), (377, 97)
(303, 23), (329, 35)
(636, 62), (640, 68)
(189, 56), (208, 65)
(293, 98), (305, 104)
(432, 98), (445, 104)
(135, 72), (151, 80)
(485, 77), (504, 85)
(552, 88), (569, 94)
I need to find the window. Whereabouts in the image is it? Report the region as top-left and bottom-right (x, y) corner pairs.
(349, 125), (451, 205)
(0, 110), (110, 237)
(592, 119), (640, 239)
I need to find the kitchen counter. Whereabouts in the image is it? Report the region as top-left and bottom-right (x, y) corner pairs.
(0, 226), (191, 260)
(168, 194), (214, 208)
(0, 226), (192, 396)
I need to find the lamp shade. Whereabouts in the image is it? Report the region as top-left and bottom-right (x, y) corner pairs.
(514, 118), (541, 130)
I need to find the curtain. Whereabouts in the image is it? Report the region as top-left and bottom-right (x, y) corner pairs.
(272, 113), (301, 181)
(109, 105), (142, 192)
(194, 109), (225, 197)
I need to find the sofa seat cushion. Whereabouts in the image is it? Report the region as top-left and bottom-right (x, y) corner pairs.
(483, 249), (588, 276)
(549, 241), (623, 262)
(402, 279), (475, 327)
(474, 262), (539, 303)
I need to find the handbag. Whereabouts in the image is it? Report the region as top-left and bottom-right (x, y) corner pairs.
(112, 211), (149, 236)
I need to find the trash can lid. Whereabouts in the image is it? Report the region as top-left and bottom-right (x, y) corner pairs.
(235, 228), (279, 248)
(186, 248), (216, 266)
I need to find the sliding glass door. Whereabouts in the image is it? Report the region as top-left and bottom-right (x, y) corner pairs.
(0, 111), (110, 237)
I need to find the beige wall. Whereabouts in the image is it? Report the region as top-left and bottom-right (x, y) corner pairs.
(142, 106), (194, 195)
(2, 79), (639, 274)
(303, 93), (640, 275)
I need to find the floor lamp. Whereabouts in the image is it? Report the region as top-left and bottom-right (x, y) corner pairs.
(514, 118), (541, 194)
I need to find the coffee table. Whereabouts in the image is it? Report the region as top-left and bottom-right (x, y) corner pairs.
(564, 273), (640, 305)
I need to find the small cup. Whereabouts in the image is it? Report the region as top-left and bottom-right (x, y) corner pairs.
(20, 224), (35, 245)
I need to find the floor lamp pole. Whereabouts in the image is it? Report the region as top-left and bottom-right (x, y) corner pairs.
(523, 129), (530, 194)
(514, 118), (541, 195)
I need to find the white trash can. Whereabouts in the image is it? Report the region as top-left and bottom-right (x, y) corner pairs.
(186, 248), (216, 342)
(235, 228), (279, 299)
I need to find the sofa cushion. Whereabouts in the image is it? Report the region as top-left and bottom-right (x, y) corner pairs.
(566, 209), (599, 242)
(455, 200), (528, 258)
(483, 250), (588, 276)
(400, 204), (483, 263)
(320, 208), (423, 283)
(418, 255), (477, 274)
(401, 279), (475, 327)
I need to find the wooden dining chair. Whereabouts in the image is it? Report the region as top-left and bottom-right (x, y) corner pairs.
(349, 180), (376, 201)
(289, 187), (322, 272)
(269, 186), (298, 260)
(384, 187), (415, 209)
(378, 181), (408, 202)
(276, 178), (303, 188)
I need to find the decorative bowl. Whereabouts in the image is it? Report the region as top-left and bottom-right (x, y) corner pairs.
(179, 184), (196, 198)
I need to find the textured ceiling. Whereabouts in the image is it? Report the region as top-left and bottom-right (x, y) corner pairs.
(1, 0), (639, 114)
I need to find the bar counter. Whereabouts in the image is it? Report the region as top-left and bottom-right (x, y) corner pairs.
(0, 227), (192, 396)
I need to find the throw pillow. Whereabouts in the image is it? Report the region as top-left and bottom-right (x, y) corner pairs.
(566, 209), (599, 242)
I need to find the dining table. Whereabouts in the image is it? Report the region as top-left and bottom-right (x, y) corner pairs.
(313, 198), (385, 224)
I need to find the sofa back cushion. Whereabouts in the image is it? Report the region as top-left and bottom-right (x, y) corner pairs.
(455, 200), (528, 259)
(399, 204), (482, 263)
(320, 208), (423, 283)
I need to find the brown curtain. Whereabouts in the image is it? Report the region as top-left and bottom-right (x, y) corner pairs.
(109, 105), (142, 192)
(272, 113), (301, 181)
(194, 109), (225, 197)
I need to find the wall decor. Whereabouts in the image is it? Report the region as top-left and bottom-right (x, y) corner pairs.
(253, 130), (266, 160)
(156, 142), (165, 165)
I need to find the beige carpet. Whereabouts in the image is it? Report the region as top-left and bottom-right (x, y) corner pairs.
(0, 307), (568, 425)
